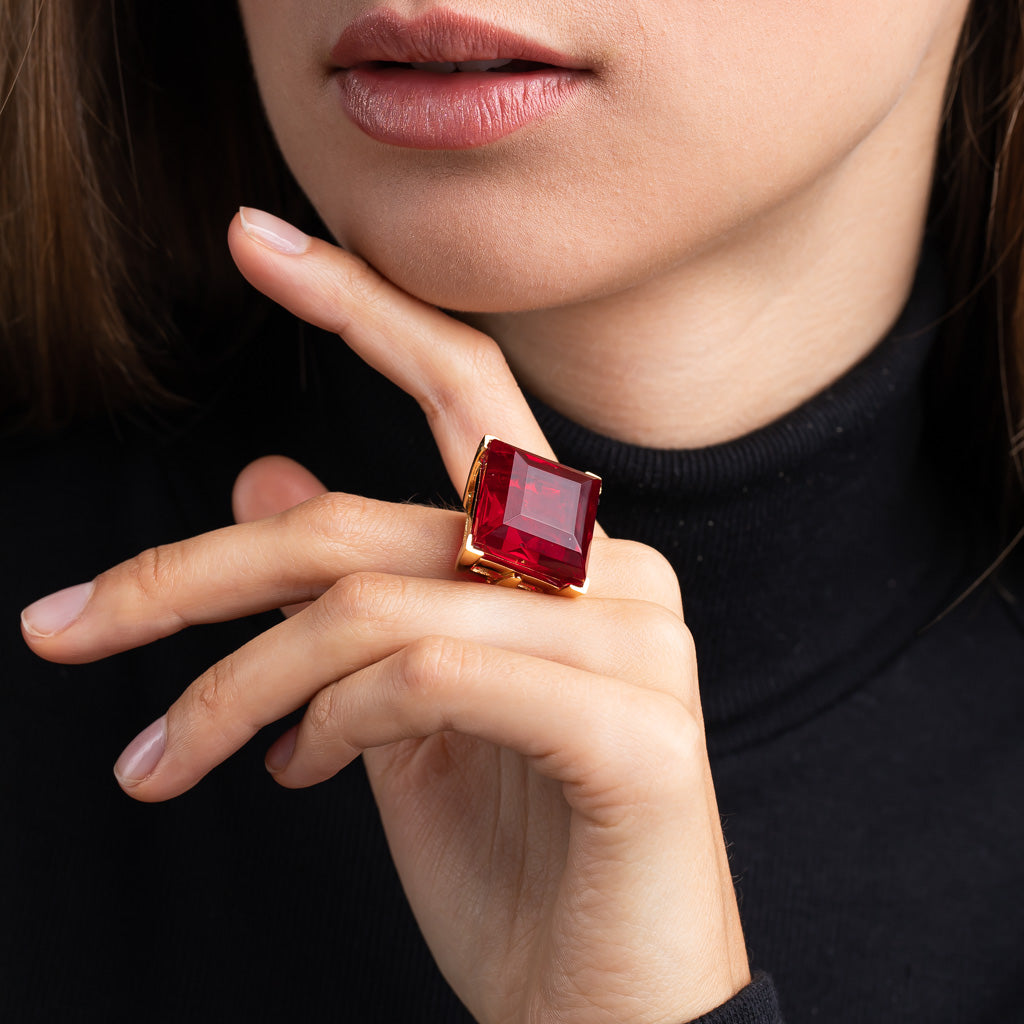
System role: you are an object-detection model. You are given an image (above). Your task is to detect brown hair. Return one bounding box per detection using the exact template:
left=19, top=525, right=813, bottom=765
left=0, top=0, right=304, bottom=430
left=929, top=0, right=1024, bottom=538
left=1, top=2, right=1023, bottom=529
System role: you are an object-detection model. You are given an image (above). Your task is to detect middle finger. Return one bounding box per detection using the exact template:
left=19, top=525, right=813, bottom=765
left=111, top=573, right=686, bottom=801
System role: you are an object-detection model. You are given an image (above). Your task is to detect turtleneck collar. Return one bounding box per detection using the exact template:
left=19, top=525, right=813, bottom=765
left=529, top=248, right=972, bottom=754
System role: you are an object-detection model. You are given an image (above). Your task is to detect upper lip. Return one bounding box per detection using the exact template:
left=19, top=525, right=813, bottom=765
left=331, top=7, right=585, bottom=69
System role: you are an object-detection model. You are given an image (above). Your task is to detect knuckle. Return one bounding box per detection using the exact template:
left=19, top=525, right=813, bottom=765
left=340, top=254, right=388, bottom=311
left=421, top=330, right=507, bottom=422
left=290, top=491, right=346, bottom=535
left=575, top=690, right=706, bottom=815
left=617, top=540, right=683, bottom=605
left=633, top=543, right=677, bottom=586
left=463, top=329, right=509, bottom=383
left=306, top=682, right=343, bottom=738
left=189, top=657, right=240, bottom=723
left=626, top=602, right=700, bottom=708
left=627, top=694, right=707, bottom=795
left=661, top=698, right=706, bottom=766
left=317, top=572, right=409, bottom=639
left=120, top=544, right=178, bottom=603
left=311, top=253, right=386, bottom=333
left=634, top=601, right=692, bottom=659
left=296, top=491, right=373, bottom=553
left=401, top=635, right=465, bottom=700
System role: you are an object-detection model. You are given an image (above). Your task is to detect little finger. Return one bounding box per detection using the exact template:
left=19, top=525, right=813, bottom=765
left=266, top=635, right=700, bottom=811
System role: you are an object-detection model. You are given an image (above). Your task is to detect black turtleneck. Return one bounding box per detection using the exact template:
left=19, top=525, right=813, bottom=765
left=533, top=252, right=965, bottom=749
left=2, top=252, right=1022, bottom=1022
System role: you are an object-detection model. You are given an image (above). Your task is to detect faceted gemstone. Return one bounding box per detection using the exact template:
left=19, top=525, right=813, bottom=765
left=470, top=440, right=601, bottom=590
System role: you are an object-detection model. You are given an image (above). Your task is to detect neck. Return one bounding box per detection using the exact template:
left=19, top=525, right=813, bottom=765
left=466, top=39, right=950, bottom=450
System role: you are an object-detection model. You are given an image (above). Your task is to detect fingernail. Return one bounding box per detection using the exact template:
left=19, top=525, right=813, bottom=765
left=21, top=581, right=95, bottom=638
left=265, top=726, right=298, bottom=774
left=239, top=207, right=310, bottom=255
left=114, top=716, right=167, bottom=787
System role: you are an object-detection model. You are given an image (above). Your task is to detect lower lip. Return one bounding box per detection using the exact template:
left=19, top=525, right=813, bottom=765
left=335, top=67, right=584, bottom=150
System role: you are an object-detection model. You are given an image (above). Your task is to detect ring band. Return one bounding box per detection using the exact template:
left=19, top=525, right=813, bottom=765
left=455, top=436, right=602, bottom=595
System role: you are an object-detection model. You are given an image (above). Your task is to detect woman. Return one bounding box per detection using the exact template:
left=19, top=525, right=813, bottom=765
left=3, top=0, right=1021, bottom=1020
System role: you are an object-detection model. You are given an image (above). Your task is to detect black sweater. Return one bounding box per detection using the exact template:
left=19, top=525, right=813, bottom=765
left=2, top=252, right=1021, bottom=1022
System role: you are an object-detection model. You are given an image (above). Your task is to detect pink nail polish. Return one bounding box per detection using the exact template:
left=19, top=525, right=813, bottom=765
left=21, top=581, right=95, bottom=638
left=114, top=716, right=167, bottom=786
left=238, top=207, right=310, bottom=255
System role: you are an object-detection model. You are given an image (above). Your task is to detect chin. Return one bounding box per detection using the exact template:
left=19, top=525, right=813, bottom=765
left=329, top=200, right=668, bottom=314
left=332, top=225, right=585, bottom=313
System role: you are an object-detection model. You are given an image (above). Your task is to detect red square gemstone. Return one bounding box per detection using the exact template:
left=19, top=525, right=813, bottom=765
left=467, top=439, right=601, bottom=591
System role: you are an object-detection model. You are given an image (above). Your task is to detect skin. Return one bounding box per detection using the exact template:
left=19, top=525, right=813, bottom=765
left=21, top=0, right=972, bottom=1021
left=238, top=0, right=970, bottom=447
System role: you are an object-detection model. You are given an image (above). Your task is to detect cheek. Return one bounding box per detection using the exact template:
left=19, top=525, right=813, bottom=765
left=630, top=2, right=943, bottom=200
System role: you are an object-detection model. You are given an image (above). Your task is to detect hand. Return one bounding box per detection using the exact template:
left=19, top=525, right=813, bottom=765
left=21, top=209, right=751, bottom=1024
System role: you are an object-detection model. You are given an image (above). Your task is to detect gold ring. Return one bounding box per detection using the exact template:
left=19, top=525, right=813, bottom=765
left=455, top=436, right=602, bottom=595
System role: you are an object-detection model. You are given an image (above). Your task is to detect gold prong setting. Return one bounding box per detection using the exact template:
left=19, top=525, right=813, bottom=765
left=455, top=437, right=602, bottom=596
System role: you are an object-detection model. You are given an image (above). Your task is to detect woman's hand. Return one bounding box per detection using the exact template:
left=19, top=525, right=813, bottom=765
left=21, top=209, right=751, bottom=1024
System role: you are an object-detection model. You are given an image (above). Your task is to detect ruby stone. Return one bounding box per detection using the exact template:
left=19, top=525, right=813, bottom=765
left=470, top=440, right=601, bottom=590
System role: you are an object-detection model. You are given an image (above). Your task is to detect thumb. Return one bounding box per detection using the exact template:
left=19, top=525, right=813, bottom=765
left=232, top=456, right=329, bottom=618
left=233, top=455, right=328, bottom=524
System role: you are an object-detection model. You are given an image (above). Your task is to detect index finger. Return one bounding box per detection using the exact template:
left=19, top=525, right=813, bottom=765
left=229, top=208, right=607, bottom=537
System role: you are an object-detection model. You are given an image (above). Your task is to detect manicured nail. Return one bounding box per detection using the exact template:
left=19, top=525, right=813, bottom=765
left=265, top=726, right=298, bottom=774
left=21, top=581, right=95, bottom=638
left=239, top=207, right=310, bottom=255
left=114, top=716, right=167, bottom=787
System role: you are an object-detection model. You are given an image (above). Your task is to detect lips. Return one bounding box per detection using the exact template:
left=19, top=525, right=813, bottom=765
left=331, top=8, right=588, bottom=150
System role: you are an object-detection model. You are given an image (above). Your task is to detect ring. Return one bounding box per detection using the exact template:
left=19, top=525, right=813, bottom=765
left=455, top=436, right=602, bottom=595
